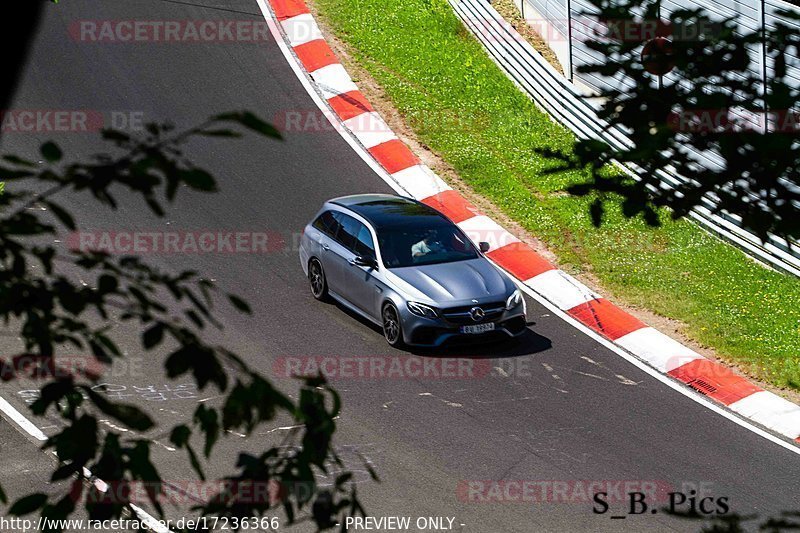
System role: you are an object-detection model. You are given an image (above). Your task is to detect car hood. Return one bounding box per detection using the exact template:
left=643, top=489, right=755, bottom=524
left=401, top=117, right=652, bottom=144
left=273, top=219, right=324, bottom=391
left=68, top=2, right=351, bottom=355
left=389, top=258, right=512, bottom=303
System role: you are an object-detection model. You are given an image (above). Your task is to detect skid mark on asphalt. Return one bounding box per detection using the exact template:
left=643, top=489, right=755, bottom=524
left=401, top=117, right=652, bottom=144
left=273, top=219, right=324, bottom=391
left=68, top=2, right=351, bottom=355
left=522, top=356, right=641, bottom=392
left=571, top=370, right=608, bottom=381
left=150, top=439, right=177, bottom=452
left=259, top=423, right=304, bottom=436
left=521, top=426, right=593, bottom=466
left=99, top=419, right=130, bottom=433
left=580, top=355, right=640, bottom=385
left=99, top=419, right=177, bottom=453
left=493, top=366, right=510, bottom=377
left=473, top=396, right=538, bottom=405
left=316, top=444, right=381, bottom=487
left=541, top=362, right=569, bottom=393
left=197, top=395, right=222, bottom=403
left=418, top=392, right=463, bottom=408
left=489, top=358, right=572, bottom=394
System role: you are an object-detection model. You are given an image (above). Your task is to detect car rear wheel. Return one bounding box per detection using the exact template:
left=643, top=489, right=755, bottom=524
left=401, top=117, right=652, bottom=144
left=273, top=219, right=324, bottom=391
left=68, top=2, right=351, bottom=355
left=382, top=303, right=404, bottom=347
left=309, top=258, right=328, bottom=300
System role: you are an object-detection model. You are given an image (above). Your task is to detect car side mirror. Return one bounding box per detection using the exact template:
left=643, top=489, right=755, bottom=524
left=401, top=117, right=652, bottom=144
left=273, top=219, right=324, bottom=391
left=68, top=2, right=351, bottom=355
left=479, top=242, right=490, bottom=253
left=353, top=255, right=378, bottom=269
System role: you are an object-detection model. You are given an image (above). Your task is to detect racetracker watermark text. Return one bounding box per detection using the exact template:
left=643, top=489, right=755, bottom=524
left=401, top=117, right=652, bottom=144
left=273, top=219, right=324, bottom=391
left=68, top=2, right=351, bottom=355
left=273, top=356, right=493, bottom=379
left=69, top=20, right=274, bottom=43
left=0, top=110, right=145, bottom=133
left=68, top=230, right=285, bottom=254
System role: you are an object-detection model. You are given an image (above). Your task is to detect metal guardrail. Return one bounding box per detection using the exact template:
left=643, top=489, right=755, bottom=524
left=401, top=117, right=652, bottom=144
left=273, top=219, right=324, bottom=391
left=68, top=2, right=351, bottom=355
left=449, top=0, right=800, bottom=277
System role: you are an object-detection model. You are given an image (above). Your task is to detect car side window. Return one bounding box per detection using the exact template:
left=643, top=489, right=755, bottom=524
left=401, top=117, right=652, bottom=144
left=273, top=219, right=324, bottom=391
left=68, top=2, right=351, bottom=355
left=332, top=212, right=359, bottom=251
left=353, top=224, right=376, bottom=259
left=312, top=211, right=340, bottom=238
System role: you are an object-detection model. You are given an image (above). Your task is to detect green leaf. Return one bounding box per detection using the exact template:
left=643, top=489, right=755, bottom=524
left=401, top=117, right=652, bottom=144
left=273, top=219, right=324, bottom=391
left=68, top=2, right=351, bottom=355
left=97, top=274, right=118, bottom=294
left=9, top=493, right=48, bottom=515
left=227, top=293, right=251, bottom=314
left=185, top=445, right=206, bottom=481
left=143, top=323, right=164, bottom=349
left=144, top=196, right=165, bottom=217
left=179, top=169, right=217, bottom=192
left=196, top=129, right=242, bottom=138
left=169, top=425, right=191, bottom=447
left=165, top=347, right=192, bottom=378
left=213, top=111, right=283, bottom=139
left=40, top=142, right=62, bottom=163
left=3, top=155, right=35, bottom=167
left=100, top=129, right=131, bottom=143
left=194, top=405, right=219, bottom=457
left=44, top=201, right=76, bottom=230
left=85, top=341, right=110, bottom=366
left=94, top=333, right=121, bottom=358
left=31, top=380, right=74, bottom=416
left=85, top=388, right=154, bottom=431
left=185, top=309, right=204, bottom=329
left=0, top=168, right=34, bottom=180
left=51, top=463, right=81, bottom=482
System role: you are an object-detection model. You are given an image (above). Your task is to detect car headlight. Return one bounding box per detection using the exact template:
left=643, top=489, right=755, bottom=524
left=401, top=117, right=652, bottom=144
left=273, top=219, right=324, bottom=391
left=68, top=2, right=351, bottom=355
left=505, top=289, right=522, bottom=310
left=407, top=301, right=439, bottom=319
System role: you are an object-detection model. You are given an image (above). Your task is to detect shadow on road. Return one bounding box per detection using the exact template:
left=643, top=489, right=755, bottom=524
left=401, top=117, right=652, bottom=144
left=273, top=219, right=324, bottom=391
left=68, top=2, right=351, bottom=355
left=325, top=297, right=552, bottom=358
left=408, top=328, right=551, bottom=359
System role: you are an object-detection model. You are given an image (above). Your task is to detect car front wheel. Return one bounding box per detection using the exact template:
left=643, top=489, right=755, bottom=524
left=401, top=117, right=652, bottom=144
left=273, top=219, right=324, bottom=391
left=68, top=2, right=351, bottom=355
left=309, top=258, right=328, bottom=301
left=382, top=303, right=404, bottom=347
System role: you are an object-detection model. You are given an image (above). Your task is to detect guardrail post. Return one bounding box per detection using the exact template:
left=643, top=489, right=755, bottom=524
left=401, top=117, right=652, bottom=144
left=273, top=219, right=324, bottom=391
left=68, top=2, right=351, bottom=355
left=450, top=0, right=800, bottom=275
left=567, top=0, right=574, bottom=81
left=761, top=0, right=769, bottom=133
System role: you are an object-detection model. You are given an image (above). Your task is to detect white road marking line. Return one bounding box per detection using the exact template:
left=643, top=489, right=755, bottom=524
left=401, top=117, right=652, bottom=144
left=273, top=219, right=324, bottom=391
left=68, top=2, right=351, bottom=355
left=0, top=395, right=46, bottom=441
left=0, top=397, right=173, bottom=531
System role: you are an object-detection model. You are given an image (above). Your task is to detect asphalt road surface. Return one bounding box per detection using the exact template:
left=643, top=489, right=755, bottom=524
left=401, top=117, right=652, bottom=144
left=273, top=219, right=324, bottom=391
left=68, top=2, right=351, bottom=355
left=1, top=1, right=799, bottom=531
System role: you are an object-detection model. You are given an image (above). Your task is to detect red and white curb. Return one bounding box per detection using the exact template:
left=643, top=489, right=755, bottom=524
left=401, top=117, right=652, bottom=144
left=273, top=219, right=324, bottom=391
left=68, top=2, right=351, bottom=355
left=261, top=0, right=800, bottom=446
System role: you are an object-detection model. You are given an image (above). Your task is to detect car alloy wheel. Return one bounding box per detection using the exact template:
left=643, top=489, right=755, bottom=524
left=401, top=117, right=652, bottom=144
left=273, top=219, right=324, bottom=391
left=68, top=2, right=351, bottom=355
left=382, top=303, right=403, bottom=347
left=309, top=258, right=328, bottom=300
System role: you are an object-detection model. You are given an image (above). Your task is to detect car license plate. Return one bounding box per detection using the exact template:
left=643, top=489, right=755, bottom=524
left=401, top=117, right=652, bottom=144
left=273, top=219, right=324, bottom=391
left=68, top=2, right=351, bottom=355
left=460, top=323, right=495, bottom=334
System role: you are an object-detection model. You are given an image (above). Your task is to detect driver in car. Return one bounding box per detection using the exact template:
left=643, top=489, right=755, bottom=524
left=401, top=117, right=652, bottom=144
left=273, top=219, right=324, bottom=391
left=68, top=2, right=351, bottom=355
left=411, top=229, right=446, bottom=259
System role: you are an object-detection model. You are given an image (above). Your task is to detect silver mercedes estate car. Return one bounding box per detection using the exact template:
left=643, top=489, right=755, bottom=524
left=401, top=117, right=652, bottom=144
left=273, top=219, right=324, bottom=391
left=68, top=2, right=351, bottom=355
left=299, top=194, right=527, bottom=347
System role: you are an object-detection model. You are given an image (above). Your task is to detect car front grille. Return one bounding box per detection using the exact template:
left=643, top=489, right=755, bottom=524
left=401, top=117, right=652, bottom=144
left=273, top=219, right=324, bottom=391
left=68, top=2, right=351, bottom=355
left=440, top=301, right=505, bottom=325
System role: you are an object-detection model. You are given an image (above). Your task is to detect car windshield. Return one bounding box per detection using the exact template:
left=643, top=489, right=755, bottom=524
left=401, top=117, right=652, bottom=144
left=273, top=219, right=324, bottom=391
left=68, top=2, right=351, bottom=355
left=377, top=221, right=479, bottom=268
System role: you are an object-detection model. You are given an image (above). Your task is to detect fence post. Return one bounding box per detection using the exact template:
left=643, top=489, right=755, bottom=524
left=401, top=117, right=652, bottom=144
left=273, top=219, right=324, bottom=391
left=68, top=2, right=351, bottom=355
left=761, top=0, right=769, bottom=133
left=567, top=0, right=574, bottom=81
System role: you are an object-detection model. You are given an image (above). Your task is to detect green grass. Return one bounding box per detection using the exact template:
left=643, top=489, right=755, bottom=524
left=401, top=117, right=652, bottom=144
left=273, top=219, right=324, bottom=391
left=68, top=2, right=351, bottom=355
left=312, top=0, right=800, bottom=391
